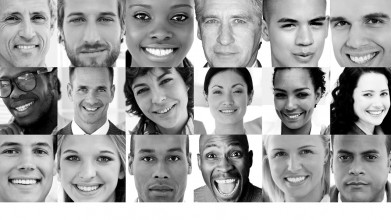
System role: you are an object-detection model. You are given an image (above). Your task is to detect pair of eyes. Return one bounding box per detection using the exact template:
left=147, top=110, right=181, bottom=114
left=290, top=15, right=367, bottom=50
left=64, top=155, right=113, bottom=163
left=4, top=15, right=47, bottom=24
left=135, top=78, right=174, bottom=96
left=204, top=18, right=248, bottom=25
left=211, top=89, right=244, bottom=95
left=205, top=151, right=243, bottom=159
left=140, top=155, right=181, bottom=162
left=333, top=19, right=385, bottom=28
left=272, top=149, right=314, bottom=158
left=69, top=17, right=115, bottom=24
left=280, top=21, right=326, bottom=29
left=274, top=92, right=310, bottom=99
left=1, top=148, right=49, bottom=156
left=338, top=154, right=379, bottom=161
left=134, top=13, right=188, bottom=23
left=77, top=88, right=107, bottom=93
left=362, top=92, right=389, bottom=97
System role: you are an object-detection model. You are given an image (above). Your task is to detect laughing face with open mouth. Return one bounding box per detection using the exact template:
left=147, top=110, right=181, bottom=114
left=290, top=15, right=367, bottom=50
left=0, top=135, right=55, bottom=202
left=330, top=0, right=391, bottom=67
left=125, top=0, right=194, bottom=67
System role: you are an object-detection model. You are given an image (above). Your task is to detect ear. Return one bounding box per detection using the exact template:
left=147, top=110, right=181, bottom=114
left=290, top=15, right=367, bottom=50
left=261, top=19, right=270, bottom=41
left=187, top=153, right=192, bottom=175
left=248, top=90, right=254, bottom=105
left=197, top=25, right=201, bottom=40
left=197, top=153, right=201, bottom=170
left=110, top=84, right=116, bottom=102
left=330, top=151, right=334, bottom=173
left=59, top=28, right=65, bottom=45
left=67, top=83, right=73, bottom=101
left=248, top=150, right=253, bottom=168
left=315, top=87, right=322, bottom=104
left=128, top=154, right=134, bottom=175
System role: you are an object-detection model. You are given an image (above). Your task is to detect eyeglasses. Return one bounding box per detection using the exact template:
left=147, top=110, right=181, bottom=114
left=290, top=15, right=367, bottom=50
left=0, top=68, right=54, bottom=98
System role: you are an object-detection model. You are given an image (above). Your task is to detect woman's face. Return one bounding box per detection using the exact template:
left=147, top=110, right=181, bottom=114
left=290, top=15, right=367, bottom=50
left=273, top=69, right=321, bottom=130
left=266, top=135, right=327, bottom=201
left=125, top=0, right=194, bottom=67
left=206, top=70, right=252, bottom=126
left=132, top=68, right=189, bottom=132
left=59, top=136, right=124, bottom=202
left=353, top=72, right=390, bottom=129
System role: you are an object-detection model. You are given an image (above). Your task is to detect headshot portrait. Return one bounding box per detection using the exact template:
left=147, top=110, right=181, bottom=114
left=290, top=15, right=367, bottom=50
left=0, top=135, right=56, bottom=202
left=125, top=0, right=194, bottom=67
left=57, top=67, right=125, bottom=135
left=262, top=0, right=329, bottom=67
left=56, top=135, right=126, bottom=202
left=128, top=135, right=192, bottom=202
left=0, top=67, right=58, bottom=134
left=57, top=0, right=125, bottom=67
left=194, top=135, right=263, bottom=202
left=262, top=67, right=329, bottom=135
left=194, top=68, right=262, bottom=134
left=263, top=135, right=330, bottom=202
left=330, top=0, right=391, bottom=67
left=331, top=135, right=391, bottom=202
left=0, top=0, right=58, bottom=67
left=330, top=67, right=391, bottom=134
left=194, top=0, right=263, bottom=67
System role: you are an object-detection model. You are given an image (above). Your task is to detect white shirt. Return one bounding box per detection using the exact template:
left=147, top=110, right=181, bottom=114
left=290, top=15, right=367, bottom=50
left=71, top=119, right=110, bottom=135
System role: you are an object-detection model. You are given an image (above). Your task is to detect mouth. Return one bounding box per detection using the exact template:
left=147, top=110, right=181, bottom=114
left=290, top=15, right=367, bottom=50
left=347, top=52, right=379, bottom=65
left=293, top=52, right=314, bottom=61
left=153, top=104, right=176, bottom=114
left=75, top=184, right=101, bottom=192
left=14, top=101, right=35, bottom=112
left=219, top=109, right=238, bottom=115
left=15, top=45, right=39, bottom=50
left=285, top=176, right=308, bottom=184
left=283, top=112, right=304, bottom=120
left=9, top=178, right=40, bottom=185
left=83, top=106, right=100, bottom=112
left=143, top=47, right=177, bottom=57
left=149, top=186, right=174, bottom=192
left=366, top=109, right=385, bottom=117
left=214, top=178, right=240, bottom=196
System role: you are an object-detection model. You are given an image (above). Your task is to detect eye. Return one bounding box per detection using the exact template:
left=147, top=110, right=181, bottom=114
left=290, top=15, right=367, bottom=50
left=134, top=13, right=151, bottom=21
left=97, top=156, right=112, bottom=162
left=206, top=153, right=217, bottom=159
left=98, top=17, right=114, bottom=23
left=299, top=149, right=313, bottom=155
left=204, top=18, right=218, bottom=24
left=233, top=19, right=246, bottom=24
left=171, top=14, right=188, bottom=22
left=5, top=16, right=21, bottom=23
left=338, top=155, right=351, bottom=161
left=281, top=24, right=295, bottom=29
left=34, top=148, right=49, bottom=155
left=366, top=18, right=383, bottom=25
left=168, top=155, right=181, bottom=161
left=31, top=15, right=46, bottom=23
left=97, top=88, right=107, bottom=92
left=1, top=149, right=19, bottom=154
left=297, top=93, right=309, bottom=98
left=135, top=87, right=149, bottom=95
left=334, top=21, right=349, bottom=28
left=230, top=151, right=243, bottom=158
left=274, top=151, right=287, bottom=158
left=380, top=91, right=389, bottom=96
left=69, top=17, right=85, bottom=24
left=160, top=78, right=173, bottom=85
left=274, top=92, right=286, bottom=98
left=65, top=155, right=80, bottom=161
left=141, top=156, right=154, bottom=162
left=78, top=88, right=88, bottom=93
left=233, top=90, right=243, bottom=94
left=212, top=90, right=222, bottom=95
left=365, top=154, right=378, bottom=161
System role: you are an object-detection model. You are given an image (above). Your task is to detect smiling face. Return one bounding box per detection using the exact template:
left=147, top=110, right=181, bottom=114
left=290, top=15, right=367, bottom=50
left=131, top=68, right=189, bottom=134
left=0, top=67, right=55, bottom=127
left=125, top=0, right=194, bottom=67
left=197, top=0, right=262, bottom=67
left=332, top=135, right=391, bottom=202
left=206, top=70, right=251, bottom=127
left=273, top=68, right=321, bottom=132
left=0, top=135, right=54, bottom=202
left=0, top=0, right=53, bottom=67
left=262, top=0, right=328, bottom=67
left=67, top=68, right=114, bottom=131
left=58, top=135, right=124, bottom=202
left=198, top=135, right=252, bottom=202
left=61, top=0, right=122, bottom=67
left=266, top=135, right=327, bottom=202
left=130, top=135, right=191, bottom=202
left=352, top=72, right=390, bottom=132
left=330, top=0, right=391, bottom=67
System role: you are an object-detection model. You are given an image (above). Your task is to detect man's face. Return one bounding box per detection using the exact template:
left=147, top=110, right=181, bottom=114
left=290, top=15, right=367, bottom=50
left=330, top=0, right=391, bottom=67
left=197, top=0, right=262, bottom=67
left=61, top=0, right=122, bottom=67
left=130, top=135, right=191, bottom=202
left=67, top=68, right=114, bottom=127
left=0, top=67, right=55, bottom=127
left=0, top=0, right=53, bottom=67
left=198, top=136, right=252, bottom=202
left=262, top=0, right=328, bottom=67
left=332, top=135, right=391, bottom=202
left=0, top=135, right=55, bottom=202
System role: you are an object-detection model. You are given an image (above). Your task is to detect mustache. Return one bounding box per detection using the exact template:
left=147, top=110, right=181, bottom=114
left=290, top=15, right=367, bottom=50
left=10, top=93, right=38, bottom=102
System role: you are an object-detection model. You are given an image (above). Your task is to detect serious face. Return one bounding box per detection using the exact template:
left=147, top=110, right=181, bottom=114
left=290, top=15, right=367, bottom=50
left=330, top=0, right=391, bottom=67
left=0, top=0, right=53, bottom=67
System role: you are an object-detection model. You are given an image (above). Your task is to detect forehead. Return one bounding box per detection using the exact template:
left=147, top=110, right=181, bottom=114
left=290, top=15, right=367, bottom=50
left=355, top=73, right=389, bottom=90
left=267, top=135, right=324, bottom=152
left=132, top=68, right=180, bottom=85
left=133, top=136, right=187, bottom=154
left=0, top=0, right=50, bottom=15
left=61, top=135, right=117, bottom=153
left=331, top=0, right=391, bottom=18
left=268, top=0, right=326, bottom=21
left=202, top=0, right=258, bottom=17
left=64, top=0, right=118, bottom=15
left=0, top=135, right=53, bottom=148
left=199, top=136, right=247, bottom=153
left=126, top=0, right=194, bottom=9
left=209, top=71, right=247, bottom=88
left=73, top=68, right=111, bottom=85
left=333, top=135, right=387, bottom=154
left=0, top=67, right=41, bottom=78
left=274, top=69, right=313, bottom=89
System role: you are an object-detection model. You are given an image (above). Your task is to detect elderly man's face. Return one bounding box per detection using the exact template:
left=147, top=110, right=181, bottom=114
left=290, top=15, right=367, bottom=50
left=0, top=0, right=53, bottom=67
left=331, top=0, right=391, bottom=67
left=0, top=67, right=55, bottom=127
left=61, top=0, right=122, bottom=67
left=197, top=0, right=262, bottom=67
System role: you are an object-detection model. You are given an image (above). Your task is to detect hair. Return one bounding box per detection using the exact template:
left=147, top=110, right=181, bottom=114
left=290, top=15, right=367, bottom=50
left=199, top=135, right=250, bottom=152
left=69, top=67, right=114, bottom=86
left=130, top=135, right=190, bottom=158
left=57, top=0, right=125, bottom=43
left=48, top=0, right=57, bottom=31
left=57, top=135, right=126, bottom=202
left=263, top=0, right=327, bottom=22
left=330, top=68, right=391, bottom=134
left=262, top=135, right=330, bottom=202
left=124, top=67, right=194, bottom=117
left=331, top=135, right=391, bottom=157
left=203, top=68, right=254, bottom=96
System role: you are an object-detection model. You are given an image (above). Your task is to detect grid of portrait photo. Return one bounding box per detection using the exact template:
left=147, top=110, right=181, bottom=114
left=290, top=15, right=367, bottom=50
left=0, top=0, right=391, bottom=220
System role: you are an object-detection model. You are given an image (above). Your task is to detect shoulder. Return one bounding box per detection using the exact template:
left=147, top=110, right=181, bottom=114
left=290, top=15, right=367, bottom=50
left=194, top=120, right=207, bottom=134
left=56, top=122, right=72, bottom=135
left=329, top=185, right=339, bottom=202
left=244, top=117, right=262, bottom=134
left=194, top=185, right=216, bottom=202
left=108, top=121, right=126, bottom=135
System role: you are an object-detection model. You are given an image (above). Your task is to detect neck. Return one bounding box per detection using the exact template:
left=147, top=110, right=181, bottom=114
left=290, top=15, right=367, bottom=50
left=355, top=121, right=375, bottom=135
left=22, top=100, right=57, bottom=134
left=157, top=114, right=189, bottom=134
left=215, top=120, right=245, bottom=134
left=75, top=116, right=107, bottom=134
left=285, top=182, right=323, bottom=202
left=281, top=120, right=312, bottom=135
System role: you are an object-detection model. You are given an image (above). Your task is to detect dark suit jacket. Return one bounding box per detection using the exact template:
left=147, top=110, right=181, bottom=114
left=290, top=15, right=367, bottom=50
left=330, top=181, right=391, bottom=202
left=57, top=121, right=125, bottom=135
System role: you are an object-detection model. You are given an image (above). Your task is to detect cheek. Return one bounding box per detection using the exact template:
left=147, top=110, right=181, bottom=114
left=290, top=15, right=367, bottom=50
left=274, top=99, right=285, bottom=110
left=135, top=96, right=151, bottom=113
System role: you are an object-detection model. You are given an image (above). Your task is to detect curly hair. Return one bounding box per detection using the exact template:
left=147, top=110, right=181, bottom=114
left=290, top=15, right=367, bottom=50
left=124, top=67, right=194, bottom=117
left=330, top=68, right=391, bottom=134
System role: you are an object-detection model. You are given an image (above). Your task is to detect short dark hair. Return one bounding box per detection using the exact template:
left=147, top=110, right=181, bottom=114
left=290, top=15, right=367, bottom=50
left=331, top=135, right=391, bottom=156
left=69, top=67, right=114, bottom=86
left=129, top=135, right=190, bottom=157
left=199, top=135, right=250, bottom=153
left=263, top=0, right=326, bottom=22
left=203, top=68, right=254, bottom=96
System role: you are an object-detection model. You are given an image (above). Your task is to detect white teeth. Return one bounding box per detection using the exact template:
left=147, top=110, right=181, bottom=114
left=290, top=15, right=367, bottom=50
left=17, top=45, right=36, bottom=49
left=349, top=53, right=376, bottom=64
left=215, top=179, right=239, bottom=196
left=11, top=179, right=38, bottom=185
left=77, top=185, right=99, bottom=192
left=156, top=105, right=174, bottom=114
left=220, top=109, right=236, bottom=113
left=15, top=102, right=34, bottom=112
left=367, top=110, right=383, bottom=116
left=84, top=107, right=98, bottom=112
left=287, top=113, right=302, bottom=119
left=145, top=48, right=174, bottom=57
left=215, top=179, right=236, bottom=184
left=286, top=176, right=306, bottom=183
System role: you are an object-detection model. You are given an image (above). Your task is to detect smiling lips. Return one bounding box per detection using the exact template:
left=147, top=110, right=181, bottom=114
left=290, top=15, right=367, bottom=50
left=15, top=101, right=35, bottom=112
left=366, top=109, right=385, bottom=117
left=153, top=104, right=176, bottom=114
left=76, top=184, right=100, bottom=192
left=83, top=106, right=100, bottom=112
left=15, top=45, right=38, bottom=50
left=219, top=108, right=238, bottom=115
left=284, top=112, right=304, bottom=120
left=10, top=178, right=40, bottom=185
left=285, top=176, right=307, bottom=184
left=347, top=52, right=379, bottom=65
left=214, top=178, right=240, bottom=196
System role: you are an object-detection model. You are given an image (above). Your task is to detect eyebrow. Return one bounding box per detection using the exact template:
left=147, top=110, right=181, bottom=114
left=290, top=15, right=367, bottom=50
left=330, top=16, right=346, bottom=23
left=132, top=70, right=172, bottom=90
left=211, top=83, right=245, bottom=89
left=363, top=13, right=390, bottom=21
left=99, top=150, right=115, bottom=155
left=33, top=142, right=51, bottom=148
left=310, top=16, right=327, bottom=22
left=277, top=18, right=298, bottom=23
left=0, top=142, right=21, bottom=147
left=171, top=4, right=194, bottom=10
left=273, top=88, right=310, bottom=92
left=128, top=4, right=151, bottom=9
left=62, top=149, right=78, bottom=154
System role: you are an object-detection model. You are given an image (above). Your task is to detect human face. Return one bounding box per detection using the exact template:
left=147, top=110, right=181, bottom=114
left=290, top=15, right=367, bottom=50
left=125, top=0, right=194, bottom=67
left=266, top=135, right=327, bottom=202
left=0, top=67, right=55, bottom=127
left=198, top=135, right=252, bottom=202
left=0, top=136, right=54, bottom=202
left=206, top=70, right=252, bottom=127
left=197, top=0, right=262, bottom=67
left=61, top=0, right=122, bottom=67
left=273, top=68, right=321, bottom=131
left=130, top=135, right=191, bottom=202
left=67, top=68, right=114, bottom=129
left=59, top=135, right=124, bottom=202
left=131, top=68, right=189, bottom=134
left=0, top=0, right=53, bottom=67
left=330, top=0, right=391, bottom=67
left=332, top=135, right=391, bottom=202
left=262, top=0, right=328, bottom=67
left=352, top=73, right=390, bottom=132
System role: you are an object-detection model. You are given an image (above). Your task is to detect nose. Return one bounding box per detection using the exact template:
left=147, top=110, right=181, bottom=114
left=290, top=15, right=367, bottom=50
left=285, top=96, right=297, bottom=111
left=372, top=94, right=387, bottom=108
left=222, top=93, right=234, bottom=106
left=9, top=81, right=26, bottom=99
left=345, top=24, right=369, bottom=49
left=287, top=155, right=301, bottom=172
left=295, top=25, right=314, bottom=46
left=84, top=91, right=99, bottom=105
left=217, top=22, right=235, bottom=46
left=149, top=20, right=173, bottom=41
left=151, top=89, right=167, bottom=104
left=19, top=19, right=36, bottom=40
left=83, top=21, right=101, bottom=44
left=217, top=157, right=234, bottom=172
left=348, top=159, right=365, bottom=175
left=78, top=161, right=96, bottom=179
left=153, top=162, right=170, bottom=179
left=17, top=152, right=36, bottom=171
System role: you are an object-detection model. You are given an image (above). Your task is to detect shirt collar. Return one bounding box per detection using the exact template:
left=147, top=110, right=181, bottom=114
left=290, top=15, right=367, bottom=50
left=71, top=119, right=110, bottom=135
